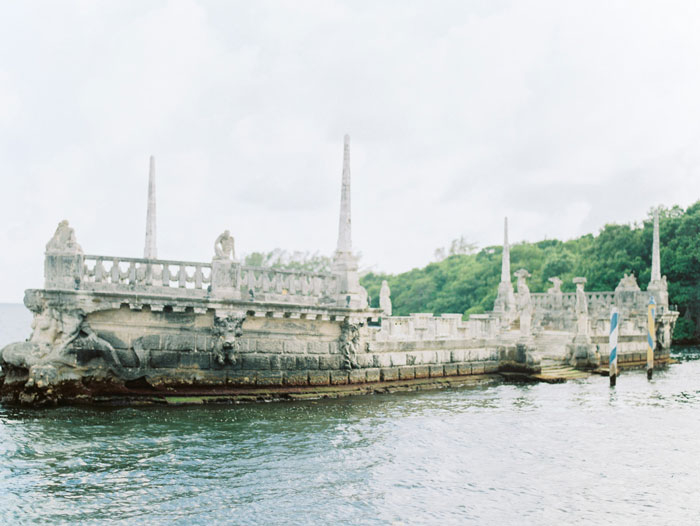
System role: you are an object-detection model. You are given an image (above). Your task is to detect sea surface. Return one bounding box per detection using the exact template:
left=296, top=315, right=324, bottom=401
left=0, top=303, right=699, bottom=525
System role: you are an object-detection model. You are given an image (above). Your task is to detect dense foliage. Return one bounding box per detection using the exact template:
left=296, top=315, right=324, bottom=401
left=360, top=203, right=700, bottom=343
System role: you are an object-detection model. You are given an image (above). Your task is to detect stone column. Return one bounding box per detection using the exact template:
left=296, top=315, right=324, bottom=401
left=144, top=156, right=157, bottom=260
left=44, top=220, right=84, bottom=289
left=331, top=134, right=368, bottom=309
left=494, top=217, right=516, bottom=324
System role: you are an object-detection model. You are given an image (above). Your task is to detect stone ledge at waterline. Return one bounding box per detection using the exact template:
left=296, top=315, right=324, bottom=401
left=0, top=145, right=679, bottom=406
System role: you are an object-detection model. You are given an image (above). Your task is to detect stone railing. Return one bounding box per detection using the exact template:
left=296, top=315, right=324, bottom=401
left=374, top=313, right=500, bottom=341
left=82, top=255, right=212, bottom=296
left=531, top=291, right=615, bottom=316
left=47, top=253, right=342, bottom=305
left=239, top=266, right=339, bottom=305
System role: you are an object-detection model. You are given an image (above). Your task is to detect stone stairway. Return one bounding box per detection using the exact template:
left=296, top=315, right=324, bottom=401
left=532, top=360, right=591, bottom=383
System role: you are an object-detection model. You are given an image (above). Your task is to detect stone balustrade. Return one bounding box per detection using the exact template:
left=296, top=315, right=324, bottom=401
left=239, top=266, right=339, bottom=305
left=50, top=253, right=343, bottom=306
left=531, top=291, right=616, bottom=316
left=374, top=312, right=500, bottom=342
left=82, top=255, right=212, bottom=295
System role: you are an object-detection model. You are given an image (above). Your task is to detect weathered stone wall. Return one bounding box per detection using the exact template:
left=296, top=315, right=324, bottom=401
left=83, top=306, right=503, bottom=390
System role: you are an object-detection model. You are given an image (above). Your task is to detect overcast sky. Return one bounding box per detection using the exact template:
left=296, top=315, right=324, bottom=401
left=2, top=1, right=700, bottom=303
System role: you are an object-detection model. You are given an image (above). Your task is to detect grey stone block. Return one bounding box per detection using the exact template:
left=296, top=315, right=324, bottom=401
left=457, top=363, right=472, bottom=375
left=348, top=369, right=366, bottom=384
left=257, top=371, right=284, bottom=386
left=179, top=352, right=211, bottom=369
left=319, top=355, right=342, bottom=370
left=444, top=364, right=459, bottom=376
left=296, top=355, right=319, bottom=370
left=398, top=366, right=415, bottom=380
left=257, top=339, right=284, bottom=354
left=228, top=371, right=255, bottom=386
left=365, top=368, right=380, bottom=382
left=484, top=362, right=499, bottom=374
left=309, top=371, right=330, bottom=386
left=471, top=363, right=486, bottom=375
left=307, top=341, right=328, bottom=354
left=195, top=334, right=215, bottom=352
left=279, top=355, right=297, bottom=370
left=284, top=340, right=305, bottom=354
left=162, top=334, right=195, bottom=352
left=380, top=367, right=399, bottom=381
left=429, top=365, right=444, bottom=378
left=133, top=334, right=160, bottom=351
left=241, top=354, right=270, bottom=370
left=414, top=365, right=430, bottom=379
left=149, top=351, right=179, bottom=369
left=330, top=370, right=349, bottom=385
left=284, top=371, right=309, bottom=386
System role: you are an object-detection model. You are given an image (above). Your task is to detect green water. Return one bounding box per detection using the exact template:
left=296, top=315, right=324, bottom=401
left=1, top=349, right=699, bottom=525
left=2, top=308, right=699, bottom=524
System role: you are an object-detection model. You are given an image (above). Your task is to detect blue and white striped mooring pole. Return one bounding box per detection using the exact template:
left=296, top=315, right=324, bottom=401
left=647, top=296, right=656, bottom=380
left=609, top=307, right=619, bottom=387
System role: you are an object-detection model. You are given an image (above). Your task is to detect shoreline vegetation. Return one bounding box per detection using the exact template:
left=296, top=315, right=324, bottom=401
left=243, top=202, right=700, bottom=344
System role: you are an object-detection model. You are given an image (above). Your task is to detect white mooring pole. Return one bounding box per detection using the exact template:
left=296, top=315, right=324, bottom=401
left=647, top=296, right=656, bottom=380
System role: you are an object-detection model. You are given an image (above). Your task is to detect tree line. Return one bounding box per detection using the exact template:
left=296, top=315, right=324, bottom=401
left=360, top=202, right=700, bottom=343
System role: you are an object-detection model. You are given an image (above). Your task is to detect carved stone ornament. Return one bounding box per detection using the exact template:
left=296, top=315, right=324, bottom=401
left=45, top=220, right=83, bottom=255
left=547, top=277, right=563, bottom=294
left=339, top=320, right=360, bottom=369
left=615, top=273, right=640, bottom=292
left=514, top=269, right=532, bottom=312
left=212, top=314, right=244, bottom=366
left=214, top=230, right=235, bottom=260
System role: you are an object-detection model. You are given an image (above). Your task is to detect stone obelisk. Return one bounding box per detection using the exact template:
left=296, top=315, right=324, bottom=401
left=647, top=207, right=668, bottom=306
left=332, top=135, right=367, bottom=308
left=650, top=208, right=661, bottom=283
left=144, top=156, right=157, bottom=259
left=494, top=217, right=516, bottom=324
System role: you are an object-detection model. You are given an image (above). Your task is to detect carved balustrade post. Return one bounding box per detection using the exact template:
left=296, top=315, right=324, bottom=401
left=44, top=220, right=85, bottom=290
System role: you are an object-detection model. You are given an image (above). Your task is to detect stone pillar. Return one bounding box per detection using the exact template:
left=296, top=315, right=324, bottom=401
left=494, top=217, right=516, bottom=324
left=144, top=156, right=157, bottom=260
left=331, top=134, right=368, bottom=309
left=514, top=269, right=532, bottom=339
left=567, top=277, right=599, bottom=368
left=44, top=220, right=84, bottom=289
left=211, top=231, right=240, bottom=299
left=573, top=277, right=590, bottom=342
left=647, top=207, right=669, bottom=307
left=379, top=280, right=392, bottom=316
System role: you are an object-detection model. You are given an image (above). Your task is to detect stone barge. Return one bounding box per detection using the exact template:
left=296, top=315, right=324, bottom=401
left=0, top=137, right=678, bottom=406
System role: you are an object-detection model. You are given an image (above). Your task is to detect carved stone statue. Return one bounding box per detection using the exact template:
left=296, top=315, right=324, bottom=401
left=214, top=230, right=235, bottom=260
left=547, top=277, right=563, bottom=294
left=573, top=277, right=590, bottom=339
left=339, top=320, right=360, bottom=369
left=46, top=220, right=82, bottom=254
left=514, top=269, right=532, bottom=337
left=379, top=280, right=392, bottom=316
left=616, top=273, right=640, bottom=292
left=212, top=314, right=245, bottom=366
